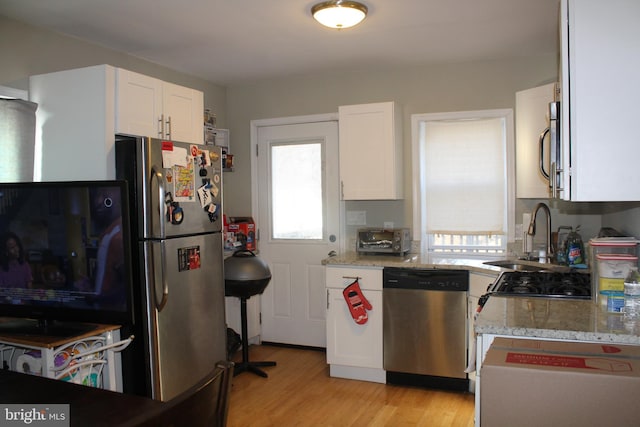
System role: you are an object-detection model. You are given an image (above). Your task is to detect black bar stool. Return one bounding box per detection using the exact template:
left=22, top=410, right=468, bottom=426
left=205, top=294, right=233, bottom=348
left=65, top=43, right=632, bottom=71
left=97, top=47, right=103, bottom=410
left=224, top=250, right=276, bottom=377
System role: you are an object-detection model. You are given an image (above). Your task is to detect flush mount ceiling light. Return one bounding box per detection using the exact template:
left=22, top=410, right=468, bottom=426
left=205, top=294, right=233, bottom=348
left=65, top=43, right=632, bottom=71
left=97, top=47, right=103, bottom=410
left=311, top=0, right=368, bottom=29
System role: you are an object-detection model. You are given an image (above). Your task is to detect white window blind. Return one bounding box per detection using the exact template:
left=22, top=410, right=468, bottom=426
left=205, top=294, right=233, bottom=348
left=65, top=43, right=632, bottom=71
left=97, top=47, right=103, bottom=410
left=424, top=117, right=506, bottom=235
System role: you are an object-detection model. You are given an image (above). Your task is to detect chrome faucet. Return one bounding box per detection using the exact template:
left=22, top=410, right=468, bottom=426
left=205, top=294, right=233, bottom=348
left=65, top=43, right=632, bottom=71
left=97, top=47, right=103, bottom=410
left=527, top=203, right=553, bottom=262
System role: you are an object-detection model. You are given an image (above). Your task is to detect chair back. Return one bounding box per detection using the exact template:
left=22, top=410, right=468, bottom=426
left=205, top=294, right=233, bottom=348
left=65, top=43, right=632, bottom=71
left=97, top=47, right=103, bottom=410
left=127, top=361, right=234, bottom=427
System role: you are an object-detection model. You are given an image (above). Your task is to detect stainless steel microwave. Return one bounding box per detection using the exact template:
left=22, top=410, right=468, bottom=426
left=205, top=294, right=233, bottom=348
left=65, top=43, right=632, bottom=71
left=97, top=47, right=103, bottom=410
left=356, top=228, right=411, bottom=255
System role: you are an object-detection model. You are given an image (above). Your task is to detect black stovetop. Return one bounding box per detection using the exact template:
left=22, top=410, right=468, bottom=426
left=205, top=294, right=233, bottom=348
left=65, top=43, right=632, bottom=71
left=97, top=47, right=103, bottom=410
left=490, top=271, right=591, bottom=299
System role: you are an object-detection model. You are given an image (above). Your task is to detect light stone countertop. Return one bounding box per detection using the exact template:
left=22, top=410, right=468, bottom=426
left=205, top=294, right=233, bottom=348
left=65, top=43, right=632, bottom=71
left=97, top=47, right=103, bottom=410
left=321, top=251, right=505, bottom=275
left=475, top=295, right=640, bottom=345
left=322, top=251, right=639, bottom=345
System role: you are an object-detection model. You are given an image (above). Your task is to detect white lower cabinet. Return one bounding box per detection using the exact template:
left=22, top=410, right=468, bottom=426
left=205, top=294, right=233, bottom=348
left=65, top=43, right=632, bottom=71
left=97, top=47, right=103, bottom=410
left=468, top=271, right=497, bottom=394
left=325, top=265, right=385, bottom=383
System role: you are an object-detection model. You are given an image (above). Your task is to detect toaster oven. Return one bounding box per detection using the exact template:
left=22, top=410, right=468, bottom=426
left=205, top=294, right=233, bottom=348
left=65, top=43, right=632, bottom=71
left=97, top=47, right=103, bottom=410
left=356, top=228, right=411, bottom=255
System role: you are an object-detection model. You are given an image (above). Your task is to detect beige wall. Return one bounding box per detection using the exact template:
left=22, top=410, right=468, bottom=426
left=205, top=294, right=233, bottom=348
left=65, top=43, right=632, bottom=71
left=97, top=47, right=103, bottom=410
left=0, top=15, right=227, bottom=126
left=4, top=13, right=639, bottom=246
left=224, top=58, right=640, bottom=248
left=224, top=56, right=557, bottom=222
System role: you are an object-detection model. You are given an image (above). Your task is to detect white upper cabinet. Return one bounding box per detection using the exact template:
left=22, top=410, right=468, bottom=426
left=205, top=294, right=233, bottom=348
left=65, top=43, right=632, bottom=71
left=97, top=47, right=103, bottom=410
left=338, top=102, right=403, bottom=200
left=559, top=0, right=640, bottom=201
left=30, top=65, right=117, bottom=181
left=162, top=81, right=204, bottom=144
left=515, top=83, right=556, bottom=199
left=116, top=69, right=204, bottom=144
left=115, top=69, right=162, bottom=139
left=29, top=65, right=204, bottom=181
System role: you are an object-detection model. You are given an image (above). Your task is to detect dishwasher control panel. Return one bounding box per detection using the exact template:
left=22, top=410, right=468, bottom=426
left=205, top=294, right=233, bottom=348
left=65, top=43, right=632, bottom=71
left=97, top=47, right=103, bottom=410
left=383, top=267, right=469, bottom=291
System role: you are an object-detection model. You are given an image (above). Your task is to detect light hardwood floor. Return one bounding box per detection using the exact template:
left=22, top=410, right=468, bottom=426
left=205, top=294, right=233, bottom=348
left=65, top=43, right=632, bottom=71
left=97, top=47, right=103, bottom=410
left=227, top=345, right=474, bottom=427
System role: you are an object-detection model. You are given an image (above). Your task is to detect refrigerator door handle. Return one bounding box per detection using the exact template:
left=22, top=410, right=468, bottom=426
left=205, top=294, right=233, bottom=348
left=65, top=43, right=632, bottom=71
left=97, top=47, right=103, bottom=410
left=151, top=165, right=166, bottom=239
left=157, top=241, right=169, bottom=311
left=150, top=240, right=169, bottom=312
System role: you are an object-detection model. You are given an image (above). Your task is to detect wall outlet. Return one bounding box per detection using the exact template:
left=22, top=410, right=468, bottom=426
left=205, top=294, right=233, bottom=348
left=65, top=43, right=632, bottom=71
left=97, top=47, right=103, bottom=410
left=515, top=223, right=523, bottom=240
left=346, top=210, right=367, bottom=226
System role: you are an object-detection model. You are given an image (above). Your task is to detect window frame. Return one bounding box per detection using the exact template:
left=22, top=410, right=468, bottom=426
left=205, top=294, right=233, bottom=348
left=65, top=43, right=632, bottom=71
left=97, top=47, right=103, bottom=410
left=411, top=109, right=515, bottom=259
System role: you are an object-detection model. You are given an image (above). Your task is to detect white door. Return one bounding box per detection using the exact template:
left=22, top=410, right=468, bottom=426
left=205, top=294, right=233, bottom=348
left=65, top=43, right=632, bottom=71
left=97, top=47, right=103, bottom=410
left=255, top=119, right=340, bottom=347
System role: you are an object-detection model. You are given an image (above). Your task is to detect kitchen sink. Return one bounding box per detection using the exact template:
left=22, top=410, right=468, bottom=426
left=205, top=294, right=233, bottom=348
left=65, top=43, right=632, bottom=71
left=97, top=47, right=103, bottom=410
left=482, top=260, right=550, bottom=272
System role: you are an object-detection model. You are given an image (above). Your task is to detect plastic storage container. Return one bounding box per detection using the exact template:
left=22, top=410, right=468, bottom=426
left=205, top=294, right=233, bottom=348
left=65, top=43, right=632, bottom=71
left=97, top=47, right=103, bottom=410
left=596, top=254, right=638, bottom=311
left=588, top=237, right=638, bottom=305
left=589, top=237, right=638, bottom=259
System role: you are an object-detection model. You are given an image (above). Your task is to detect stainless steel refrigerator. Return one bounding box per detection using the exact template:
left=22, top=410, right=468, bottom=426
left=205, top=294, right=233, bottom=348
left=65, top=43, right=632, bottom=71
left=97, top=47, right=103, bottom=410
left=115, top=135, right=226, bottom=401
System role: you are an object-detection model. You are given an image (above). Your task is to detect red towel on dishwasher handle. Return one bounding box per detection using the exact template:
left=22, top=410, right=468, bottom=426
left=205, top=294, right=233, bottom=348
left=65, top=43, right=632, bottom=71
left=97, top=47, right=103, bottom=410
left=343, top=279, right=372, bottom=325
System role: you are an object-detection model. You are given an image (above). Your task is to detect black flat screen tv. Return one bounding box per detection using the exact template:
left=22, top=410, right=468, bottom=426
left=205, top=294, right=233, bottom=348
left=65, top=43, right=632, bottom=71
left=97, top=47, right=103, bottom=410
left=0, top=180, right=134, bottom=337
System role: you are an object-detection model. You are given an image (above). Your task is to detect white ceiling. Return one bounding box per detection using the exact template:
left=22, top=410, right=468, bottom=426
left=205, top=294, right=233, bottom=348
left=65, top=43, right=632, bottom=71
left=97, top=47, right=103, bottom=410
left=0, top=0, right=560, bottom=86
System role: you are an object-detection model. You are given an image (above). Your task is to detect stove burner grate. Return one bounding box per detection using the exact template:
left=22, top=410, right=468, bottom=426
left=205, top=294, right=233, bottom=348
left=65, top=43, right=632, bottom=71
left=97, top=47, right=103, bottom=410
left=491, top=271, right=591, bottom=299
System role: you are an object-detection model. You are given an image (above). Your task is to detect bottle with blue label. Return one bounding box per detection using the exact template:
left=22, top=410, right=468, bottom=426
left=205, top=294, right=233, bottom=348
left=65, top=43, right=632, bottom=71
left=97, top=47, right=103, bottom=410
left=565, top=227, right=585, bottom=267
left=556, top=226, right=573, bottom=265
left=624, top=267, right=640, bottom=319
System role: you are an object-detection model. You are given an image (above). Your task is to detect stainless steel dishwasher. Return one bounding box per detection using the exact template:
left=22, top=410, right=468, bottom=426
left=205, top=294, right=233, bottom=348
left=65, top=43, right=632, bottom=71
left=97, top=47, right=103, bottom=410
left=383, top=267, right=469, bottom=391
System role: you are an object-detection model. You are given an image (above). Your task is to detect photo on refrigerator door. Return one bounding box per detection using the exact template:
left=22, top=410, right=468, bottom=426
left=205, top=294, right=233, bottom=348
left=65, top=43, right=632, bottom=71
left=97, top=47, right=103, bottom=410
left=178, top=246, right=201, bottom=272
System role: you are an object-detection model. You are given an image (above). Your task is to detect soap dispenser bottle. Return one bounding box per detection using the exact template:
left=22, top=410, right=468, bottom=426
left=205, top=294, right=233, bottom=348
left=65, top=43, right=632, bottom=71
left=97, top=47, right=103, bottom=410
left=556, top=226, right=573, bottom=265
left=566, top=226, right=585, bottom=266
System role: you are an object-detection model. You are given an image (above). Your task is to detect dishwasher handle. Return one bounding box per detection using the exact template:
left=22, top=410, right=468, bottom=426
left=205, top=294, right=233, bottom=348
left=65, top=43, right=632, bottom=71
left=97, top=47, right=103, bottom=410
left=383, top=268, right=469, bottom=291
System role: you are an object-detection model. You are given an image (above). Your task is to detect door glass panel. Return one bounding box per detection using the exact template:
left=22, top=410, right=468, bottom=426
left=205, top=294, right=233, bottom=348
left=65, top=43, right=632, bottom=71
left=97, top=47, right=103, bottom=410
left=271, top=142, right=323, bottom=240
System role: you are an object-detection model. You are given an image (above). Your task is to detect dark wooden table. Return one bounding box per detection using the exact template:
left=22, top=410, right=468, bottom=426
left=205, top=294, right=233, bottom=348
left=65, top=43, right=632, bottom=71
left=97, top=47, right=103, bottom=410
left=0, top=369, right=163, bottom=426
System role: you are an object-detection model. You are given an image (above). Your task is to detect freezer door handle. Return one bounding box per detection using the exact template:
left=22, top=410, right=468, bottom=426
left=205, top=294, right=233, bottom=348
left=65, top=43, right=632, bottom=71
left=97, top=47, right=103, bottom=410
left=158, top=241, right=169, bottom=311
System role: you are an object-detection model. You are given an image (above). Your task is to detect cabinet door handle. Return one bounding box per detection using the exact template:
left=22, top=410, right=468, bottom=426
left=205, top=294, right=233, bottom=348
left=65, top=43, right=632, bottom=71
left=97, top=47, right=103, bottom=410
left=552, top=161, right=565, bottom=199
left=326, top=289, right=330, bottom=310
left=158, top=114, right=164, bottom=137
left=551, top=161, right=557, bottom=199
left=165, top=116, right=172, bottom=140
left=538, top=127, right=550, bottom=182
